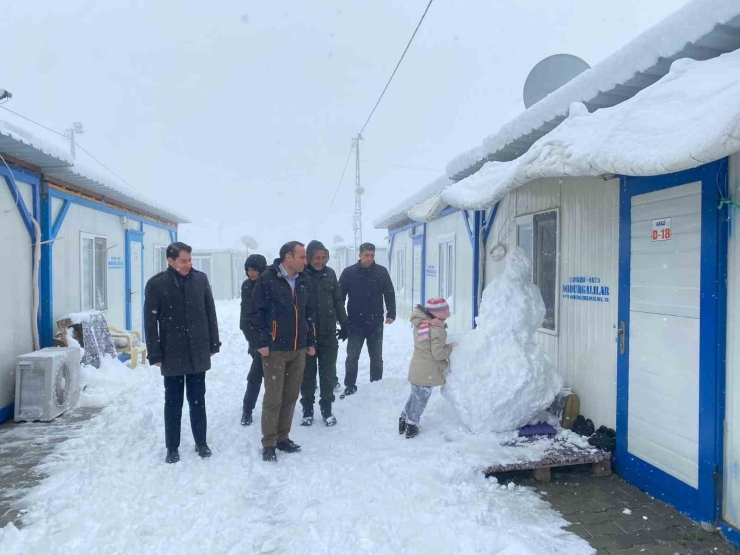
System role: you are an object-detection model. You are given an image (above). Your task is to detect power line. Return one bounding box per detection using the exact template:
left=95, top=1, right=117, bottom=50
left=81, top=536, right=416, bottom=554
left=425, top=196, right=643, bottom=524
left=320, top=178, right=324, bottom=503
left=73, top=142, right=137, bottom=192
left=322, top=1, right=434, bottom=231
left=324, top=141, right=355, bottom=218
left=0, top=105, right=138, bottom=192
left=0, top=106, right=66, bottom=139
left=358, top=0, right=434, bottom=136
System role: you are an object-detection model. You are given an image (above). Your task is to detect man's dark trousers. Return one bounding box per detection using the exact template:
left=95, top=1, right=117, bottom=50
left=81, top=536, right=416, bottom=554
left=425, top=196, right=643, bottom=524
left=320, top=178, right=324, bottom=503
left=301, top=334, right=338, bottom=416
left=164, top=373, right=207, bottom=450
left=344, top=323, right=384, bottom=387
left=242, top=332, right=264, bottom=414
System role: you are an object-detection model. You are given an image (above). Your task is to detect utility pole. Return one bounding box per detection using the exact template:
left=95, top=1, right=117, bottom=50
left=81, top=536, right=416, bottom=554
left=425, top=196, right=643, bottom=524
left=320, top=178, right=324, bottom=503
left=64, top=122, right=84, bottom=160
left=353, top=133, right=364, bottom=253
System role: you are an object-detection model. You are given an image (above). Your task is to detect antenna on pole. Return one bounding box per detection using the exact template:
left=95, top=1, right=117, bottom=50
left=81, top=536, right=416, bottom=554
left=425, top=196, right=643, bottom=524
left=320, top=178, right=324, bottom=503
left=353, top=133, right=364, bottom=252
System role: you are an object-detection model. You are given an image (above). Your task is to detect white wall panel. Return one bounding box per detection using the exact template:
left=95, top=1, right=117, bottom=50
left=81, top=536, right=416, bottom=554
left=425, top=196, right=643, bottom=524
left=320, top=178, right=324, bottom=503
left=724, top=153, right=740, bottom=527
left=0, top=178, right=34, bottom=411
left=484, top=177, right=620, bottom=428
left=53, top=203, right=126, bottom=330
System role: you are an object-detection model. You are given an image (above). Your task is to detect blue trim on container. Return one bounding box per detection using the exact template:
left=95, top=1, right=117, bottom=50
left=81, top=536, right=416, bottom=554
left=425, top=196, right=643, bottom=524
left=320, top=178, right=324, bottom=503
left=51, top=200, right=71, bottom=239
left=388, top=232, right=395, bottom=271
left=0, top=403, right=13, bottom=423
left=49, top=188, right=176, bottom=232
left=471, top=210, right=483, bottom=328
left=482, top=203, right=500, bottom=244
left=389, top=220, right=419, bottom=235
left=39, top=187, right=54, bottom=347
left=615, top=160, right=727, bottom=524
left=715, top=157, right=730, bottom=520
left=169, top=229, right=177, bottom=243
left=438, top=206, right=459, bottom=218
left=0, top=165, right=36, bottom=238
left=421, top=223, right=427, bottom=304
left=722, top=523, right=740, bottom=550
left=412, top=233, right=424, bottom=306
left=462, top=211, right=473, bottom=245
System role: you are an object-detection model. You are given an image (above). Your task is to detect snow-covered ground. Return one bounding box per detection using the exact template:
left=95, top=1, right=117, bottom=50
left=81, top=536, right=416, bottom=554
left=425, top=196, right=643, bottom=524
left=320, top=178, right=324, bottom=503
left=0, top=300, right=593, bottom=554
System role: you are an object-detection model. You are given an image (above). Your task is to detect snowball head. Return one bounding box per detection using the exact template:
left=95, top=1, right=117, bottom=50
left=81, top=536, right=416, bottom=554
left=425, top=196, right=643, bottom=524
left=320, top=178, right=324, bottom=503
left=442, top=247, right=562, bottom=433
left=568, top=101, right=589, bottom=118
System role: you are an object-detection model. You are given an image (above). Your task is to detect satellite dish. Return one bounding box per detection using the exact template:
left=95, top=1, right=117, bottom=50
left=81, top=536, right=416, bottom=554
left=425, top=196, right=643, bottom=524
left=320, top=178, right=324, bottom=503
left=333, top=235, right=344, bottom=244
left=241, top=235, right=258, bottom=250
left=523, top=54, right=590, bottom=109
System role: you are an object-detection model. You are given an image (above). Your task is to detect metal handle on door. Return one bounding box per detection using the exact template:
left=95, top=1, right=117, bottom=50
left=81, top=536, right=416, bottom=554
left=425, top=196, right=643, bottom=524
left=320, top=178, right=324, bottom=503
left=618, top=321, right=626, bottom=355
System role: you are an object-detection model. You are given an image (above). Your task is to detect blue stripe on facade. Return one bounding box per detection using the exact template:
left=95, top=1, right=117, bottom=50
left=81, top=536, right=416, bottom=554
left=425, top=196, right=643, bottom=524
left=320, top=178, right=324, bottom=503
left=49, top=188, right=177, bottom=233
left=0, top=164, right=38, bottom=239
left=0, top=403, right=13, bottom=424
left=722, top=523, right=740, bottom=550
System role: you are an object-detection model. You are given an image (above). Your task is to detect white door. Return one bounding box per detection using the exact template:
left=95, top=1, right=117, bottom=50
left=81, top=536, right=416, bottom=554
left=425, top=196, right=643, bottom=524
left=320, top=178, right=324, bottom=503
left=130, top=242, right=143, bottom=334
left=412, top=242, right=422, bottom=307
left=628, top=181, right=702, bottom=487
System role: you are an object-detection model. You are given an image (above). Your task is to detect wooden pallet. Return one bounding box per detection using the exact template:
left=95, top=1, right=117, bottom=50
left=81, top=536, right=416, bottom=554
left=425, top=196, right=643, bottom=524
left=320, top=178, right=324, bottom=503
left=485, top=438, right=612, bottom=483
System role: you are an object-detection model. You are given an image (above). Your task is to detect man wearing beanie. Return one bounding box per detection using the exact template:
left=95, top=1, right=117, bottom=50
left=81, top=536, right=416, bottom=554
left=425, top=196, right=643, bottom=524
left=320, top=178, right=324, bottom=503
left=299, top=240, right=348, bottom=427
left=240, top=253, right=267, bottom=426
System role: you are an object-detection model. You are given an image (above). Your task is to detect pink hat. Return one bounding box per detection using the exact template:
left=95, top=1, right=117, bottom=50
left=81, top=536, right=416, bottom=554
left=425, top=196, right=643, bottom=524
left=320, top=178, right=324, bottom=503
left=425, top=297, right=450, bottom=319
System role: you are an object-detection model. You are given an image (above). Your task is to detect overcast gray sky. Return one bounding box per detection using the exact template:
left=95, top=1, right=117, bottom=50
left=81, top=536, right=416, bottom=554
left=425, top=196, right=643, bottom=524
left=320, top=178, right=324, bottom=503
left=0, top=0, right=688, bottom=257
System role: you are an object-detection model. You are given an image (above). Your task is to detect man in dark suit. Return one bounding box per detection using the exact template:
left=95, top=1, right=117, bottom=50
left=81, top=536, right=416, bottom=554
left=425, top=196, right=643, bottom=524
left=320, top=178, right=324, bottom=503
left=145, top=242, right=221, bottom=464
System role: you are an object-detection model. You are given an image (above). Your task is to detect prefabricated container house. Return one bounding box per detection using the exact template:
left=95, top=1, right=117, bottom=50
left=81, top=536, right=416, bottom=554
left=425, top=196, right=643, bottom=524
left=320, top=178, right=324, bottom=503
left=0, top=119, right=187, bottom=423
left=190, top=249, right=247, bottom=300
left=375, top=175, right=475, bottom=333
left=374, top=0, right=740, bottom=544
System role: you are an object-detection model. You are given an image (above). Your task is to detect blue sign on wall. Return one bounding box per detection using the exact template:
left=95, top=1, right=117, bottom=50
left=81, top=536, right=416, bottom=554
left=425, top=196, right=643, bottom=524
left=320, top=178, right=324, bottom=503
left=562, top=276, right=610, bottom=303
left=426, top=265, right=437, bottom=277
left=108, top=256, right=124, bottom=270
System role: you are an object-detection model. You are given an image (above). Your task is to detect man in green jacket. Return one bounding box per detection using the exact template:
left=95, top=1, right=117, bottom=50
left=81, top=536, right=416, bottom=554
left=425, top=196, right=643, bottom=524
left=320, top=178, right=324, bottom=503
left=300, top=240, right=348, bottom=427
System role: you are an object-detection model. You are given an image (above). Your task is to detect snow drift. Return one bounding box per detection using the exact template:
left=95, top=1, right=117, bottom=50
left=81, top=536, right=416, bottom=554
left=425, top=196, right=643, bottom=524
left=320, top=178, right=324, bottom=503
left=443, top=247, right=562, bottom=432
left=440, top=49, right=740, bottom=210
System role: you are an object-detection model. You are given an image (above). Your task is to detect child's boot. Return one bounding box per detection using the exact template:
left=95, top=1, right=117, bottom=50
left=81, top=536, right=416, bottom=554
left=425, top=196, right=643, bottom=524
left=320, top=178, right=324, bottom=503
left=398, top=417, right=406, bottom=435
left=405, top=424, right=419, bottom=439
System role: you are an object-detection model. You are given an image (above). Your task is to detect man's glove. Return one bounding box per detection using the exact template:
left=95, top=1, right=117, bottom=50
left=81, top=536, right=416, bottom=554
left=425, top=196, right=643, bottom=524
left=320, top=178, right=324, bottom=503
left=337, top=325, right=349, bottom=342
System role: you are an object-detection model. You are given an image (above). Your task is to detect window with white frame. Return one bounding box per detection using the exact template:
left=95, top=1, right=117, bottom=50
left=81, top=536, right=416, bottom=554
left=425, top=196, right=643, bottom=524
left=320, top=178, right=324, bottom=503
left=438, top=235, right=455, bottom=301
left=192, top=256, right=212, bottom=280
left=154, top=245, right=168, bottom=273
left=395, top=248, right=406, bottom=294
left=81, top=233, right=108, bottom=311
left=516, top=210, right=558, bottom=332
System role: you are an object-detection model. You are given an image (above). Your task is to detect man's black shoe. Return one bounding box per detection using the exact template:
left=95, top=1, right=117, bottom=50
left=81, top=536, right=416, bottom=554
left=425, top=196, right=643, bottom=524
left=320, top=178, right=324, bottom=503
left=276, top=439, right=301, bottom=453
left=194, top=444, right=212, bottom=458
left=340, top=385, right=357, bottom=399
left=241, top=410, right=252, bottom=426
left=263, top=447, right=277, bottom=463
left=166, top=449, right=180, bottom=464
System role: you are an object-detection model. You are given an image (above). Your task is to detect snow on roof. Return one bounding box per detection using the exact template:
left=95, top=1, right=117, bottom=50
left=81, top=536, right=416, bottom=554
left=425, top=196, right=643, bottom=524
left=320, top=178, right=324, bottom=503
left=0, top=115, right=189, bottom=224
left=0, top=120, right=72, bottom=165
left=445, top=0, right=740, bottom=180
left=439, top=49, right=740, bottom=210
left=373, top=173, right=452, bottom=229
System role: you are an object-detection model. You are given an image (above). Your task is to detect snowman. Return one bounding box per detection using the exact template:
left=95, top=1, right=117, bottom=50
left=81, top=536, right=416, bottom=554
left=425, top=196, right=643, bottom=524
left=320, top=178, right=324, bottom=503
left=442, top=246, right=562, bottom=433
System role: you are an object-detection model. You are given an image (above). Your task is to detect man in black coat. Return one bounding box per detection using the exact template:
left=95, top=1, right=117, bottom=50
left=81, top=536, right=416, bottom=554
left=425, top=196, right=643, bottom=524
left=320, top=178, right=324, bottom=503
left=250, top=241, right=317, bottom=463
left=299, top=240, right=348, bottom=427
left=145, top=242, right=221, bottom=464
left=239, top=254, right=268, bottom=426
left=339, top=242, right=396, bottom=396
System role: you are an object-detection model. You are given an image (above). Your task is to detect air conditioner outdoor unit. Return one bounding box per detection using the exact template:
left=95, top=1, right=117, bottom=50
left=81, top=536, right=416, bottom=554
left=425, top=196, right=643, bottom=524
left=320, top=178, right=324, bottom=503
left=14, top=348, right=82, bottom=422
